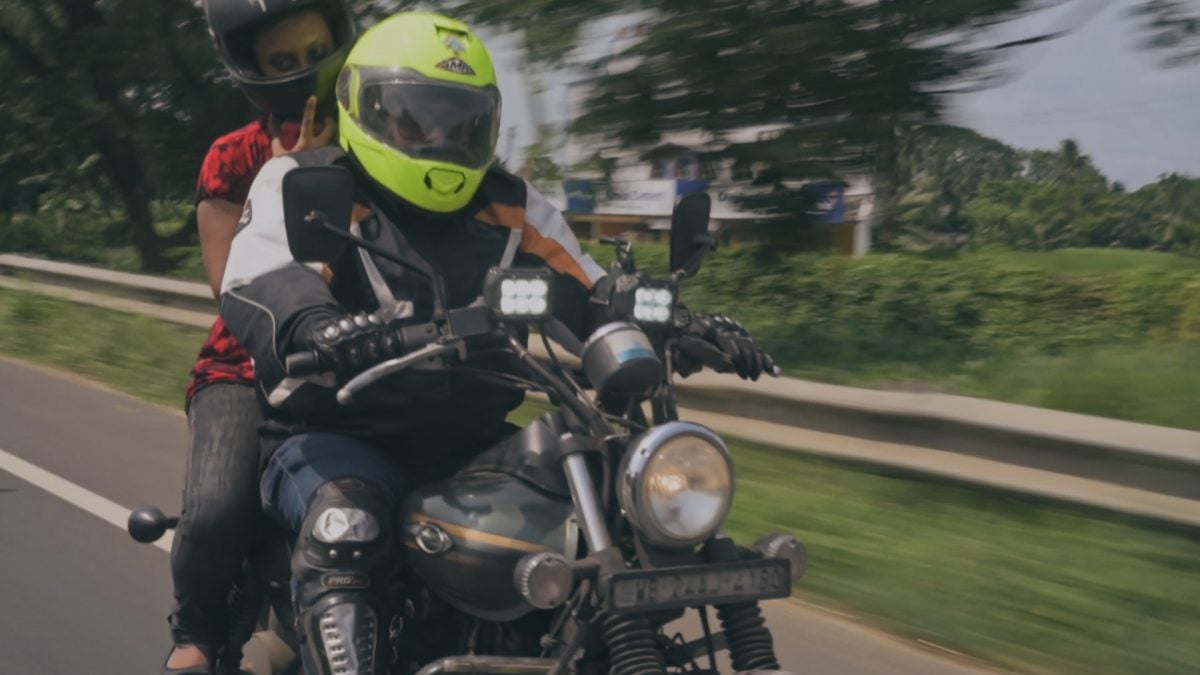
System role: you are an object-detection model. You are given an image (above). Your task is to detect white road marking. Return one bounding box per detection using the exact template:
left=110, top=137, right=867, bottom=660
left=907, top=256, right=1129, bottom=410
left=919, top=639, right=967, bottom=657
left=0, top=447, right=173, bottom=553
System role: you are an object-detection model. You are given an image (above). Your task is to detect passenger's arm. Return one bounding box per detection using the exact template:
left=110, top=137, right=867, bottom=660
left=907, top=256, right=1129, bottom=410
left=197, top=198, right=243, bottom=298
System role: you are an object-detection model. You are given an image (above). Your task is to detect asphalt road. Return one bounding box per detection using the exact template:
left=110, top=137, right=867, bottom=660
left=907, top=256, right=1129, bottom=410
left=0, top=356, right=996, bottom=674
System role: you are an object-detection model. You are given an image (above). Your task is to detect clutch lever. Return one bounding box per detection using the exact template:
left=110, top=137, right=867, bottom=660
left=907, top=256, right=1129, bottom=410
left=337, top=341, right=463, bottom=405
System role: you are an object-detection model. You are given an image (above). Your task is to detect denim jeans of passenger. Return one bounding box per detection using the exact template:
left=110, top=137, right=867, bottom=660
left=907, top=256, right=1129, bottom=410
left=169, top=383, right=264, bottom=648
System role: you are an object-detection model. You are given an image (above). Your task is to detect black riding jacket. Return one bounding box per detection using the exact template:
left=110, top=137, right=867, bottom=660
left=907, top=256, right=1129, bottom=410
left=219, top=148, right=608, bottom=462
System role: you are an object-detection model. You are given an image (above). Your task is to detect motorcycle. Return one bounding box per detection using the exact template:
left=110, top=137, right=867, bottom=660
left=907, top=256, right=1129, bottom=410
left=130, top=165, right=807, bottom=675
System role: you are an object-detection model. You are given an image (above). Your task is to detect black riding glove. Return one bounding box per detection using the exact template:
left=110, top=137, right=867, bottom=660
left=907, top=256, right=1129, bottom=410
left=310, top=312, right=403, bottom=379
left=674, top=311, right=779, bottom=381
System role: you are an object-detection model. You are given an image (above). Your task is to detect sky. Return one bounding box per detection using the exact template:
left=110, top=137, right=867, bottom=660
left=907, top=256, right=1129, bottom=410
left=487, top=0, right=1200, bottom=189
left=953, top=0, right=1200, bottom=188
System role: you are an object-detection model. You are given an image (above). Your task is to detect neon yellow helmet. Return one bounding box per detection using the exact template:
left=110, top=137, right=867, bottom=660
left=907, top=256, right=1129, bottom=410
left=336, top=12, right=501, bottom=213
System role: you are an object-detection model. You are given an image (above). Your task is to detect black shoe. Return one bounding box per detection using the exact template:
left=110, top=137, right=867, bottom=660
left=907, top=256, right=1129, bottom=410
left=162, top=644, right=217, bottom=675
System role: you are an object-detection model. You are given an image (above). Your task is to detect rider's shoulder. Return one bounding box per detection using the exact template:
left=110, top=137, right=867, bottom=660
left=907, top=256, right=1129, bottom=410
left=478, top=165, right=527, bottom=201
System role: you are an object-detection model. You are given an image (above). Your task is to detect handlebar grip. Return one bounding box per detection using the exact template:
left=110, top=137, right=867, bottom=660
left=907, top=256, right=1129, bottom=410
left=283, top=321, right=439, bottom=379
left=285, top=350, right=324, bottom=377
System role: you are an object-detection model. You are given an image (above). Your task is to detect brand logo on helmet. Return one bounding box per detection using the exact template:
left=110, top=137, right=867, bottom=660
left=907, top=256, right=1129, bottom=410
left=436, top=57, right=476, bottom=77
left=444, top=35, right=468, bottom=54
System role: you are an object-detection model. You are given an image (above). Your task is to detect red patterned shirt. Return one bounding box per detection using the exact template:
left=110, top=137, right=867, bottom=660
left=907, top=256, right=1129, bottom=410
left=186, top=120, right=273, bottom=401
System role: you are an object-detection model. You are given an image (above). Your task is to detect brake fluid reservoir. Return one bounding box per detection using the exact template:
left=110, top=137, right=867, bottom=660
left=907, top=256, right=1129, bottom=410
left=581, top=322, right=663, bottom=403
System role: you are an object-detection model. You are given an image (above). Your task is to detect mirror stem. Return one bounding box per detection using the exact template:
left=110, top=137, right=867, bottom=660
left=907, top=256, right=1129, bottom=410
left=319, top=221, right=448, bottom=319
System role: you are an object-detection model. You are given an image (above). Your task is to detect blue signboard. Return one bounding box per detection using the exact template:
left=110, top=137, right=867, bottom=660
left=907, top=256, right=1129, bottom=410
left=800, top=181, right=846, bottom=223
left=675, top=180, right=710, bottom=197
left=564, top=179, right=596, bottom=214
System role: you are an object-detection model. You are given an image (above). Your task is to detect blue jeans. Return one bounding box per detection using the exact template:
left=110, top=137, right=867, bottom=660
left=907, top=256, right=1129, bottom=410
left=260, top=432, right=414, bottom=534
left=261, top=433, right=417, bottom=675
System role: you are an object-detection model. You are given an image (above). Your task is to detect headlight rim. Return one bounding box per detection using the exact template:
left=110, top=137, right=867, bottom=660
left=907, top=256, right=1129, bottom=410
left=618, top=421, right=734, bottom=550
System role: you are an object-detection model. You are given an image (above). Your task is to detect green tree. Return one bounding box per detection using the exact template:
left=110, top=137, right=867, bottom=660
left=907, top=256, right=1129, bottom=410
left=563, top=0, right=1062, bottom=249
left=1130, top=0, right=1200, bottom=67
left=427, top=0, right=631, bottom=62
left=956, top=138, right=1200, bottom=253
left=1128, top=173, right=1200, bottom=252
left=0, top=1, right=246, bottom=269
left=893, top=125, right=1022, bottom=243
left=520, top=124, right=565, bottom=185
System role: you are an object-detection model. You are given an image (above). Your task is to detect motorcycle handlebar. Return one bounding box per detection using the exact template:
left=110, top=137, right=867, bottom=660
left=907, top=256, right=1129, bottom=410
left=283, top=321, right=444, bottom=379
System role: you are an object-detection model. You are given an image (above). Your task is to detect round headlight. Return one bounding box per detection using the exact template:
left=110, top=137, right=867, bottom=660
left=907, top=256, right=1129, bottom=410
left=619, top=422, right=733, bottom=549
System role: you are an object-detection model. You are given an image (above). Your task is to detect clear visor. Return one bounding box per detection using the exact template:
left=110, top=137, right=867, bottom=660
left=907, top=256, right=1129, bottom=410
left=358, top=79, right=500, bottom=170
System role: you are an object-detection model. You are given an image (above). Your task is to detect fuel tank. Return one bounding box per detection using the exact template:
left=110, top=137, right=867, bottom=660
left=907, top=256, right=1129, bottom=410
left=401, top=469, right=578, bottom=622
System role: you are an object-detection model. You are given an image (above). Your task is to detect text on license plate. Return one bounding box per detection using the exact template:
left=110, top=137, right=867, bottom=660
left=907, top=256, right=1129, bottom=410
left=608, top=558, right=791, bottom=613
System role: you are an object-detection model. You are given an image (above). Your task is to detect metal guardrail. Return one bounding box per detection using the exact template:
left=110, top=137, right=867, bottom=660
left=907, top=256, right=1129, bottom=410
left=3, top=252, right=1199, bottom=527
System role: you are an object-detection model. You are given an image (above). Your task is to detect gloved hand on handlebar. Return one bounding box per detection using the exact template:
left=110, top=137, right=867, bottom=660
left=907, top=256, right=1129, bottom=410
left=673, top=310, right=780, bottom=381
left=309, top=312, right=404, bottom=379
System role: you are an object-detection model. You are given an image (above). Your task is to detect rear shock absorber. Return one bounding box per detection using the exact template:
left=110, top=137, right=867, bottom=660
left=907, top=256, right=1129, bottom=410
left=600, top=612, right=667, bottom=675
left=715, top=601, right=780, bottom=672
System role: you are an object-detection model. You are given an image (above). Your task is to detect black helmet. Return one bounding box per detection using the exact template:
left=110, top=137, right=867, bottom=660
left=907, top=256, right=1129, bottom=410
left=202, top=0, right=356, bottom=118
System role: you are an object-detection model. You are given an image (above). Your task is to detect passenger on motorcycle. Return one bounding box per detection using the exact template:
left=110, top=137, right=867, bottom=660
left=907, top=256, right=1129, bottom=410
left=167, top=1, right=355, bottom=672
left=219, top=12, right=777, bottom=675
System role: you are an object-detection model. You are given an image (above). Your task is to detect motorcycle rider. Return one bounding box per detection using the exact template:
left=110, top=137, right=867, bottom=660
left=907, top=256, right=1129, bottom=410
left=167, top=1, right=355, bottom=672
left=219, top=12, right=777, bottom=674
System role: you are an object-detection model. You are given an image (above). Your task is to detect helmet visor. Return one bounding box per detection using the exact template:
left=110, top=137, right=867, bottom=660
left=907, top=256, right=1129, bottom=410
left=359, top=79, right=500, bottom=170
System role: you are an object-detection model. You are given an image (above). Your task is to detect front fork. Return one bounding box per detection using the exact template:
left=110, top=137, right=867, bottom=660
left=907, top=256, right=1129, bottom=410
left=560, top=453, right=783, bottom=674
left=561, top=449, right=668, bottom=675
left=700, top=534, right=783, bottom=671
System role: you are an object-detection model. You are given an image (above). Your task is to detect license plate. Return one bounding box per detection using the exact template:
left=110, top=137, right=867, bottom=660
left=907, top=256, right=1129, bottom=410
left=606, top=558, right=791, bottom=613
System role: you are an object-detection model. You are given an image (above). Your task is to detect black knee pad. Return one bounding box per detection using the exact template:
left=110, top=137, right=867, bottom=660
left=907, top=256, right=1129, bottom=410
left=292, top=477, right=400, bottom=675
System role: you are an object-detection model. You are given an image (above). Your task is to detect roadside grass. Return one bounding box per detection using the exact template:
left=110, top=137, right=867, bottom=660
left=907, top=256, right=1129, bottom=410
left=0, top=288, right=200, bottom=407
left=971, top=247, right=1200, bottom=274
left=770, top=341, right=1200, bottom=431
left=726, top=442, right=1200, bottom=675
left=583, top=243, right=1200, bottom=430
left=3, top=287, right=1198, bottom=674
left=7, top=243, right=1199, bottom=429
left=960, top=342, right=1200, bottom=429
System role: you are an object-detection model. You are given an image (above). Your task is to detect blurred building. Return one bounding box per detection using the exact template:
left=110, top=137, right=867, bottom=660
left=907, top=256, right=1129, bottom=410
left=509, top=15, right=879, bottom=254
left=541, top=131, right=875, bottom=254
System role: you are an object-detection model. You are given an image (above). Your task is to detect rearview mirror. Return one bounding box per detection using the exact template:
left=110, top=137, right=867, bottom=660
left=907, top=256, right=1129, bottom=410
left=669, top=192, right=714, bottom=278
left=282, top=165, right=355, bottom=263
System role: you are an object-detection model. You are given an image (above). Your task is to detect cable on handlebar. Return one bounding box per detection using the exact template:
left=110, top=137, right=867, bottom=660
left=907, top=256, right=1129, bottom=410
left=454, top=367, right=546, bottom=393
left=540, top=331, right=590, bottom=402
left=508, top=336, right=608, bottom=437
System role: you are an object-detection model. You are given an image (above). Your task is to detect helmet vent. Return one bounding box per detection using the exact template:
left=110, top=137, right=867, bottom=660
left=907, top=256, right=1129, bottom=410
left=425, top=169, right=467, bottom=195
